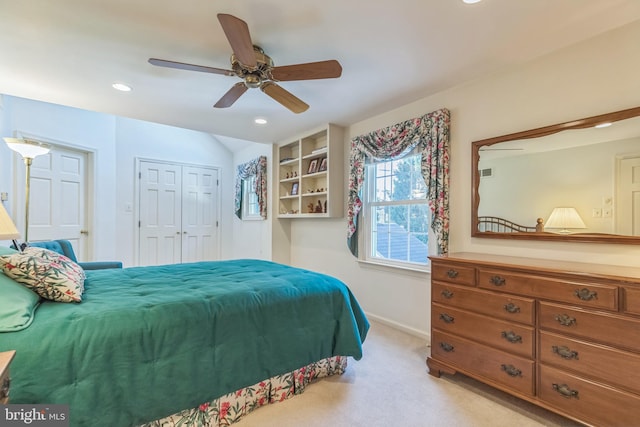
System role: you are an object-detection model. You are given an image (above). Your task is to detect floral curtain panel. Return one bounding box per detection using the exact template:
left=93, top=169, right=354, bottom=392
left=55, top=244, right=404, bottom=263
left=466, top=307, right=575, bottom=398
left=235, top=156, right=268, bottom=219
left=347, top=108, right=450, bottom=255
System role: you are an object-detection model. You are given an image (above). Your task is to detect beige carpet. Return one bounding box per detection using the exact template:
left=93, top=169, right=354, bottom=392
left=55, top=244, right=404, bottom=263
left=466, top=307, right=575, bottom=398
left=239, top=320, right=580, bottom=427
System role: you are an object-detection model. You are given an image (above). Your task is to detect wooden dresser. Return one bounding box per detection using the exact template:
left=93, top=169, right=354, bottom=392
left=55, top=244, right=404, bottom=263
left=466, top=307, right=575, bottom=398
left=0, top=350, right=16, bottom=404
left=427, top=253, right=640, bottom=427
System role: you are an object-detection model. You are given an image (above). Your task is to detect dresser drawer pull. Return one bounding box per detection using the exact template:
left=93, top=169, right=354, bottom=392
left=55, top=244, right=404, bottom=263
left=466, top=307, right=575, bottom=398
left=552, top=383, right=579, bottom=399
left=446, top=269, right=459, bottom=279
left=574, top=288, right=597, bottom=301
left=441, top=289, right=454, bottom=299
left=440, top=342, right=455, bottom=352
left=501, top=331, right=523, bottom=343
left=500, top=364, right=522, bottom=377
left=439, top=313, right=455, bottom=324
left=0, top=377, right=10, bottom=400
left=554, top=314, right=577, bottom=327
left=552, top=345, right=579, bottom=360
left=503, top=303, right=520, bottom=314
left=489, top=275, right=506, bottom=286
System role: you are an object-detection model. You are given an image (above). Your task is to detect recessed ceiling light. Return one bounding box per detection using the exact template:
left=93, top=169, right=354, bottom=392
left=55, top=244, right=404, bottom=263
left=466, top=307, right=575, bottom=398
left=463, top=0, right=482, bottom=3
left=112, top=83, right=132, bottom=92
left=595, top=122, right=612, bottom=128
left=254, top=117, right=268, bottom=125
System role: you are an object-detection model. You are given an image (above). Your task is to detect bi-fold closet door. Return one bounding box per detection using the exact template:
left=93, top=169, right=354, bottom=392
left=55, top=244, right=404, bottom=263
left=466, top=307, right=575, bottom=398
left=138, top=160, right=219, bottom=266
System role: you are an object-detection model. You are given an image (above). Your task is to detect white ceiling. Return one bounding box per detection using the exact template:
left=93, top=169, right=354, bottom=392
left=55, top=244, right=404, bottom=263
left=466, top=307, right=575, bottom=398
left=1, top=1, right=640, bottom=148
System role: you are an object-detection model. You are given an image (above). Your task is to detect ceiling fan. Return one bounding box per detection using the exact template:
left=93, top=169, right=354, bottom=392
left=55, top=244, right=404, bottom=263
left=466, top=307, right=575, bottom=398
left=148, top=13, right=343, bottom=114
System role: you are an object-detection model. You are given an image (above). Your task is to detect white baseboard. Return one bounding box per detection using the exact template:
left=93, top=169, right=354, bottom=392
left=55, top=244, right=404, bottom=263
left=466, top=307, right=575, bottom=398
left=364, top=312, right=431, bottom=343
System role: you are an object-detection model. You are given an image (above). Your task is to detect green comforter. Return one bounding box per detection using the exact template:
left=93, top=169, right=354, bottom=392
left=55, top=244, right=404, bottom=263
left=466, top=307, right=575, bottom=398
left=0, top=259, right=369, bottom=426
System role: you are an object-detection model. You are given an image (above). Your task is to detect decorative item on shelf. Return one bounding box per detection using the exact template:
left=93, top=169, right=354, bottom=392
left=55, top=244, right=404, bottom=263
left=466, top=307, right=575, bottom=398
left=544, top=207, right=586, bottom=234
left=315, top=200, right=323, bottom=213
left=4, top=137, right=51, bottom=245
left=280, top=157, right=294, bottom=163
left=306, top=189, right=314, bottom=194
left=319, top=157, right=327, bottom=172
left=307, top=203, right=315, bottom=213
left=307, top=159, right=318, bottom=174
left=324, top=201, right=327, bottom=213
left=286, top=172, right=290, bottom=179
left=291, top=182, right=299, bottom=196
left=294, top=171, right=297, bottom=177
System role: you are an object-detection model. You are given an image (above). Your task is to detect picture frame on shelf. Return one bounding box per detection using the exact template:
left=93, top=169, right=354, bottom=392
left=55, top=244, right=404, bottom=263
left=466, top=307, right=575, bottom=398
left=291, top=182, right=299, bottom=196
left=318, top=157, right=327, bottom=172
left=307, top=159, right=318, bottom=174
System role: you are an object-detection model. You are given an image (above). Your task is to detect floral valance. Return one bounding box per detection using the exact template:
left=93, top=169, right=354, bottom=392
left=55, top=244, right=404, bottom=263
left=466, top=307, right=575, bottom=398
left=347, top=108, right=450, bottom=255
left=234, top=156, right=267, bottom=219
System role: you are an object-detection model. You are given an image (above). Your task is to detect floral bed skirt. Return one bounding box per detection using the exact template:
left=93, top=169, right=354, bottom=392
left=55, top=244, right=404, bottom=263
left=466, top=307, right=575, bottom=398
left=141, top=355, right=347, bottom=427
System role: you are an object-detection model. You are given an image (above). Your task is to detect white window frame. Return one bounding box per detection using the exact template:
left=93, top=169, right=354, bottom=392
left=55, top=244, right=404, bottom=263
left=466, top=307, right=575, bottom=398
left=361, top=154, right=432, bottom=271
left=241, top=176, right=262, bottom=220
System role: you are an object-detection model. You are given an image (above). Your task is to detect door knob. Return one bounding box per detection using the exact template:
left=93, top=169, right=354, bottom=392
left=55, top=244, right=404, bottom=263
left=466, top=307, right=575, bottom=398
left=80, top=230, right=89, bottom=235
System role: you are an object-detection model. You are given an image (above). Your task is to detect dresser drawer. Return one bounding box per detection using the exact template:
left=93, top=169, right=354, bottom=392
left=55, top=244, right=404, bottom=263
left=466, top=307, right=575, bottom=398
left=478, top=268, right=618, bottom=311
left=431, top=330, right=534, bottom=396
left=539, top=331, right=640, bottom=394
left=623, top=286, right=640, bottom=316
left=539, top=364, right=640, bottom=427
left=432, top=303, right=534, bottom=358
left=431, top=262, right=475, bottom=286
left=432, top=281, right=535, bottom=325
left=539, top=302, right=640, bottom=353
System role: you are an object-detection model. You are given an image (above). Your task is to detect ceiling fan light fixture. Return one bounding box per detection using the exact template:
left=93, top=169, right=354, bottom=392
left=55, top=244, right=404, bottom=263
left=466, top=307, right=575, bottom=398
left=254, top=117, right=267, bottom=125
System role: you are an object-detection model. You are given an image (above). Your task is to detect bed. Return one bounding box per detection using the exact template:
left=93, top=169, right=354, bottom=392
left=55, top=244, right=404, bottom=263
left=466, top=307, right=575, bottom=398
left=0, top=254, right=369, bottom=427
left=477, top=216, right=544, bottom=233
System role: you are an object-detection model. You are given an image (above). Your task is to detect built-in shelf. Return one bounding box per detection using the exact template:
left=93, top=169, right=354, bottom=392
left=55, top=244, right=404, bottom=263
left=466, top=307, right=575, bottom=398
left=275, top=124, right=344, bottom=218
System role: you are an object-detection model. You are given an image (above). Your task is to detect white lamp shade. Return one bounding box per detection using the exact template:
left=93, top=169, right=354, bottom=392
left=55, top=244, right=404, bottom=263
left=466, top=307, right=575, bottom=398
left=545, top=207, right=586, bottom=232
left=0, top=204, right=20, bottom=240
left=4, top=137, right=51, bottom=159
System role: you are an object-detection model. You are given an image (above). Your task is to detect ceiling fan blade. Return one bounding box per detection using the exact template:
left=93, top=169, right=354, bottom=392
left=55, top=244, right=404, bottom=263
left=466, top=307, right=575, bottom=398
left=148, top=58, right=234, bottom=76
left=214, top=82, right=249, bottom=108
left=270, top=60, right=343, bottom=81
left=261, top=82, right=309, bottom=114
left=217, top=14, right=257, bottom=68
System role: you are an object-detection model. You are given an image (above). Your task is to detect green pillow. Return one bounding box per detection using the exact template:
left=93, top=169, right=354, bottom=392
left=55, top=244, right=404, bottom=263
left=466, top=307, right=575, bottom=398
left=0, top=246, right=41, bottom=331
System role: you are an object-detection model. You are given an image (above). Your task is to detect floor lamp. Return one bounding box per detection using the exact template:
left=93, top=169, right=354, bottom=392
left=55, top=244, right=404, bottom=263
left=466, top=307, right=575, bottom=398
left=4, top=137, right=51, bottom=246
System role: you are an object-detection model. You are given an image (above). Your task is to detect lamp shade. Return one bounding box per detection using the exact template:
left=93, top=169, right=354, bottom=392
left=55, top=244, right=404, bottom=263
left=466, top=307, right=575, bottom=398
left=0, top=204, right=20, bottom=240
left=545, top=207, right=586, bottom=233
left=4, top=137, right=51, bottom=159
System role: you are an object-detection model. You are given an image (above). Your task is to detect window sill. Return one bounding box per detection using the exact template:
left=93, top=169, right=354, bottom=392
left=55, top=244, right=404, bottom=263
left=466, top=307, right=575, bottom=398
left=356, top=259, right=430, bottom=277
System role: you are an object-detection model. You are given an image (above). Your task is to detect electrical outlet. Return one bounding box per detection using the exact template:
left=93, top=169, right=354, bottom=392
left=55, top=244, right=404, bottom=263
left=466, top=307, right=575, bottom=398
left=592, top=208, right=602, bottom=218
left=0, top=192, right=7, bottom=201
left=602, top=208, right=612, bottom=218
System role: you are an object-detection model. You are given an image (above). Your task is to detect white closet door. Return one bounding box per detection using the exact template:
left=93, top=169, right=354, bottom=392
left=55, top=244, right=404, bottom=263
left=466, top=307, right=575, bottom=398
left=25, top=146, right=88, bottom=259
left=181, top=165, right=219, bottom=263
left=138, top=160, right=219, bottom=266
left=617, top=156, right=640, bottom=235
left=138, top=161, right=183, bottom=266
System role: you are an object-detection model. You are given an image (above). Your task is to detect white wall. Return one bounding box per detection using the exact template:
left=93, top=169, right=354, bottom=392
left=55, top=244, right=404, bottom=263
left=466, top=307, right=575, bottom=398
left=231, top=142, right=272, bottom=260
left=0, top=96, right=237, bottom=266
left=285, top=20, right=640, bottom=339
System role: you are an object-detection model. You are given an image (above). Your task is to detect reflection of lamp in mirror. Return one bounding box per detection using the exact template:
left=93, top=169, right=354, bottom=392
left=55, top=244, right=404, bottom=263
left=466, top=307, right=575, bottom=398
left=4, top=137, right=52, bottom=244
left=544, top=207, right=586, bottom=234
left=0, top=203, right=21, bottom=251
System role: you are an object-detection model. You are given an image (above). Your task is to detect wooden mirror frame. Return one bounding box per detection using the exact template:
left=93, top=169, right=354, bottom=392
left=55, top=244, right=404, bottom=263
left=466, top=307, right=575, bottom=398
left=472, top=106, right=640, bottom=244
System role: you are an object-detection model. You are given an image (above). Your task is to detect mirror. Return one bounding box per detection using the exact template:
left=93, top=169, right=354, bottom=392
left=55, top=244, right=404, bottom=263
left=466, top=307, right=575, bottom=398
left=472, top=106, right=640, bottom=244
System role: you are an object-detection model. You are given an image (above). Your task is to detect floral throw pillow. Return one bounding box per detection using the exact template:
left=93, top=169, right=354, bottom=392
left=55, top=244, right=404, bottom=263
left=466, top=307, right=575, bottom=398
left=0, top=247, right=85, bottom=303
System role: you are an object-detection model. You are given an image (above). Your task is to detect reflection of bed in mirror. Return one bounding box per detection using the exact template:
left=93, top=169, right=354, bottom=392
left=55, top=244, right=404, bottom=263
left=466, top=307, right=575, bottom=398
left=472, top=106, right=640, bottom=244
left=477, top=216, right=543, bottom=233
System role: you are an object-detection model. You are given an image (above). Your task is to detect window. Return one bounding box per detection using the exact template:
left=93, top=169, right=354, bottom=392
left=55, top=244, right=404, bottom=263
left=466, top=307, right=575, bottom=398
left=241, top=176, right=262, bottom=220
left=363, top=153, right=430, bottom=269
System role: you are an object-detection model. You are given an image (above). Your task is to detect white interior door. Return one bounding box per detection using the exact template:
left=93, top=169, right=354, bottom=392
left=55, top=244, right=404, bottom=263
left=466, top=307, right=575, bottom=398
left=138, top=160, right=219, bottom=266
left=138, top=161, right=183, bottom=266
left=20, top=146, right=88, bottom=258
left=182, top=165, right=219, bottom=262
left=617, top=156, right=640, bottom=235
